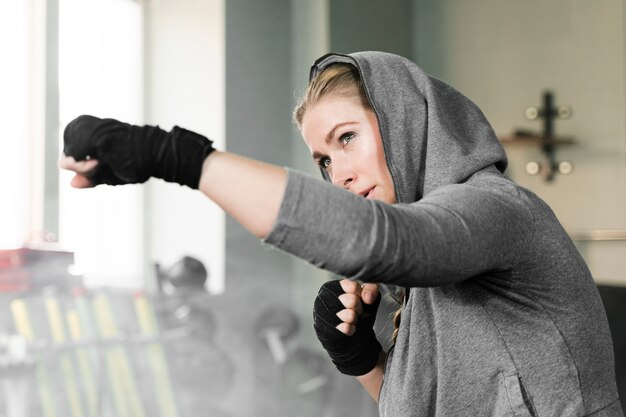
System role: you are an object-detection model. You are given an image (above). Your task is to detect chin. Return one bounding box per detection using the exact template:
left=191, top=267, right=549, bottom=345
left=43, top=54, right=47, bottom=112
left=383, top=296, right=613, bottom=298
left=372, top=193, right=394, bottom=205
left=381, top=193, right=396, bottom=205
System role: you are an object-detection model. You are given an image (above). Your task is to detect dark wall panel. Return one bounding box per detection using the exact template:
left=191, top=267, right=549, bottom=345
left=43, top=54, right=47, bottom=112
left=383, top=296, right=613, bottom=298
left=598, top=285, right=626, bottom=408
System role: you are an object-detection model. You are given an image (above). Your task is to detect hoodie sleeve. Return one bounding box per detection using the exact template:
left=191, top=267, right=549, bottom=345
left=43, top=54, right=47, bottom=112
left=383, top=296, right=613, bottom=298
left=264, top=169, right=534, bottom=288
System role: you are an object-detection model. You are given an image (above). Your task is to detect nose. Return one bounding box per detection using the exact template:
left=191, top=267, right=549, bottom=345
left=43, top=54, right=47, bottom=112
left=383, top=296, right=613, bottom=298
left=330, top=155, right=356, bottom=189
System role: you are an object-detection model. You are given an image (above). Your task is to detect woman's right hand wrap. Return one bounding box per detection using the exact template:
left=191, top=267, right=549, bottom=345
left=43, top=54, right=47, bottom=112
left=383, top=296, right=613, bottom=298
left=313, top=280, right=382, bottom=376
left=63, top=115, right=215, bottom=189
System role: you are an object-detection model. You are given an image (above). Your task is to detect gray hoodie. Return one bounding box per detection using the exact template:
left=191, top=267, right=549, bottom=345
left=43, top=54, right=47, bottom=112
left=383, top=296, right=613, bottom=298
left=265, top=51, right=622, bottom=416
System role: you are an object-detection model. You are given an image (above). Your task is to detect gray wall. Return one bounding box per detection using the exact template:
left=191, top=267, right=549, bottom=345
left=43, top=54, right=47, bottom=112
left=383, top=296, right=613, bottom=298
left=225, top=2, right=298, bottom=416
left=330, top=0, right=414, bottom=58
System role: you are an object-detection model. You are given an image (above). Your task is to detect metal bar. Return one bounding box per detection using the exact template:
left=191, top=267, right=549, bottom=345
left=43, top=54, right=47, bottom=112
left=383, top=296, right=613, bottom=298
left=568, top=230, right=626, bottom=241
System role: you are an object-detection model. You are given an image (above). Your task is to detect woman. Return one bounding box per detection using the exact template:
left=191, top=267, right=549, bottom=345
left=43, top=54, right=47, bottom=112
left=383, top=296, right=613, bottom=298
left=60, top=51, right=622, bottom=416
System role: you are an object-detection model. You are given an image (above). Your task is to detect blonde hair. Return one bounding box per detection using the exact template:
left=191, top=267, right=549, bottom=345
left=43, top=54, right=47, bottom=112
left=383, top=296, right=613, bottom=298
left=390, top=289, right=405, bottom=345
left=293, top=63, right=370, bottom=128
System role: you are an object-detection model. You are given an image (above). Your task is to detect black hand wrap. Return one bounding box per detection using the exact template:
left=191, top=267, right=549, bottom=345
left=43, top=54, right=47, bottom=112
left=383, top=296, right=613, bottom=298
left=63, top=115, right=215, bottom=189
left=313, top=280, right=382, bottom=376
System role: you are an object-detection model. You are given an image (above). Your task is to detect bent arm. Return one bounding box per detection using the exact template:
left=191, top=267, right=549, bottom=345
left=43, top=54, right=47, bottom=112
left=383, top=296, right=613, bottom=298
left=198, top=151, right=287, bottom=239
left=357, top=350, right=386, bottom=402
left=201, top=155, right=390, bottom=400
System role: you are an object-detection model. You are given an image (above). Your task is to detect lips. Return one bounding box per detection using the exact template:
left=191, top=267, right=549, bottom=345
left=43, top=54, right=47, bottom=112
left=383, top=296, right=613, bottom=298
left=359, top=187, right=375, bottom=199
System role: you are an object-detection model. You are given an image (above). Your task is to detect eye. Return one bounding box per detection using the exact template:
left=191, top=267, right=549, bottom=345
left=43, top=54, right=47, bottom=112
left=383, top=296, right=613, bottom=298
left=318, top=157, right=331, bottom=170
left=340, top=132, right=355, bottom=145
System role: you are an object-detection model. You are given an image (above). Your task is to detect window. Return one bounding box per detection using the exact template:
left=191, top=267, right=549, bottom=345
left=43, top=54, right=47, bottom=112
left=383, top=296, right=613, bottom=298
left=58, top=0, right=144, bottom=288
left=2, top=0, right=225, bottom=292
left=0, top=0, right=38, bottom=248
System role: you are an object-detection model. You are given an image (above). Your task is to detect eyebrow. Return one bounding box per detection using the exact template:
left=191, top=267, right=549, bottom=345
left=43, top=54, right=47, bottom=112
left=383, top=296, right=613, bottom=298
left=311, top=121, right=358, bottom=159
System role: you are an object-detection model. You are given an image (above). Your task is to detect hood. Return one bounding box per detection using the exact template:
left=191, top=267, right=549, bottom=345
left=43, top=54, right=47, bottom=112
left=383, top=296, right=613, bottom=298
left=309, top=51, right=507, bottom=204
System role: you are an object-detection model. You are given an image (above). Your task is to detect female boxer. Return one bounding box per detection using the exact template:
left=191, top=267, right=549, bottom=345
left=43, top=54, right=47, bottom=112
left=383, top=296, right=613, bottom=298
left=60, top=51, right=623, bottom=416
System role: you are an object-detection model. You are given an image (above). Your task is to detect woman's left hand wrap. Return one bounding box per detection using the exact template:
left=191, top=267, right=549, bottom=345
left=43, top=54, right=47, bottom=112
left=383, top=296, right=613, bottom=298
left=313, top=280, right=382, bottom=376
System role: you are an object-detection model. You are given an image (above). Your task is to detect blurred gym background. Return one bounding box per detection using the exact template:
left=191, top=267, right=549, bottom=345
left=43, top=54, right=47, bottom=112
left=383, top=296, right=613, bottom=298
left=0, top=1, right=624, bottom=416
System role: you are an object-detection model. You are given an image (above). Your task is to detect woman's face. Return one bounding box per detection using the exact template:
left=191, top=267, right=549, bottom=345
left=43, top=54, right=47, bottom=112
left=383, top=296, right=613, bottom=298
left=301, top=94, right=396, bottom=204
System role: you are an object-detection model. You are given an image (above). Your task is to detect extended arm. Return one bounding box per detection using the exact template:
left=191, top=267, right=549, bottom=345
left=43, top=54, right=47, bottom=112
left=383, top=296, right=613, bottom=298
left=61, top=115, right=533, bottom=288
left=198, top=151, right=287, bottom=239
left=60, top=115, right=288, bottom=239
left=61, top=150, right=287, bottom=239
left=266, top=170, right=535, bottom=287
